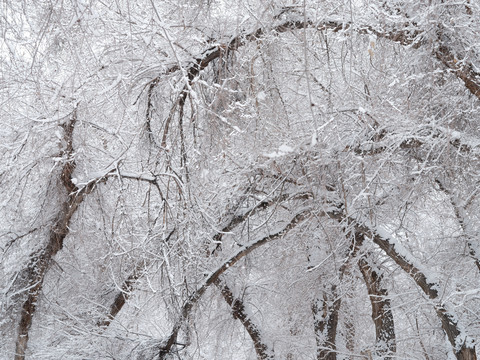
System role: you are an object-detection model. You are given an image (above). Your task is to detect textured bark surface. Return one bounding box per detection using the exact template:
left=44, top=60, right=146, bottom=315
left=344, top=315, right=356, bottom=359
left=312, top=289, right=341, bottom=360
left=358, top=257, right=396, bottom=358
left=435, top=45, right=480, bottom=100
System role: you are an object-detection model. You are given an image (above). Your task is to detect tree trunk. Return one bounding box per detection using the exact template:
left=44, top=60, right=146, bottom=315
left=358, top=257, right=396, bottom=358
left=355, top=221, right=477, bottom=360
left=15, top=109, right=79, bottom=360
left=312, top=288, right=341, bottom=360
left=344, top=314, right=356, bottom=359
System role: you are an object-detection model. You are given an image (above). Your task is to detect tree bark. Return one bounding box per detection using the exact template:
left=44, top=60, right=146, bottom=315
left=344, top=314, right=356, bottom=360
left=358, top=257, right=396, bottom=359
left=312, top=289, right=341, bottom=360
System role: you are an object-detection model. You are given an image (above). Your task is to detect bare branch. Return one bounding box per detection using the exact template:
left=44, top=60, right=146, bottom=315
left=435, top=179, right=480, bottom=272
left=97, top=230, right=176, bottom=329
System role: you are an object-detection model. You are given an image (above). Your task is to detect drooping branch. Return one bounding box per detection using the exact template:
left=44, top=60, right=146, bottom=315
left=145, top=78, right=160, bottom=148
left=214, top=278, right=274, bottom=360
left=358, top=256, right=396, bottom=359
left=145, top=18, right=415, bottom=147
left=212, top=191, right=312, bottom=251
left=155, top=209, right=310, bottom=359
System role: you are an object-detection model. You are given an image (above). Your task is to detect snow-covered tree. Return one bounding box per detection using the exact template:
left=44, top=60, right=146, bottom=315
left=2, top=0, right=480, bottom=359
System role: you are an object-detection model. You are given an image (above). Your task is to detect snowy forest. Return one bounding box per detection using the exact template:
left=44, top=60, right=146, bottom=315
left=1, top=0, right=480, bottom=359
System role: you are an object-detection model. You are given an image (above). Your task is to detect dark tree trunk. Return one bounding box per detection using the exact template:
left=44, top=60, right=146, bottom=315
left=358, top=257, right=396, bottom=359
left=312, top=288, right=341, bottom=360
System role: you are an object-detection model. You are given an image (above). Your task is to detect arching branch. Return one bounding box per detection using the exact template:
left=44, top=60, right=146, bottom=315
left=156, top=209, right=310, bottom=359
left=96, top=189, right=310, bottom=332
left=146, top=15, right=479, bottom=150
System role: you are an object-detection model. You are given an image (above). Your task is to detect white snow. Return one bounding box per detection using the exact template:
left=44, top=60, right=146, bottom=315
left=256, top=91, right=266, bottom=102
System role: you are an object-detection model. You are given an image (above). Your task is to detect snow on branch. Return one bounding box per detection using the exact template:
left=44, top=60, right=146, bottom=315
left=215, top=278, right=274, bottom=359
left=350, top=124, right=480, bottom=157
left=311, top=185, right=477, bottom=359
left=147, top=16, right=479, bottom=124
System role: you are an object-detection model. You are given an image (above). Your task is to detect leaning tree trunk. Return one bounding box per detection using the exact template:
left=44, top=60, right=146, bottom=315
left=215, top=278, right=274, bottom=360
left=15, top=109, right=82, bottom=360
